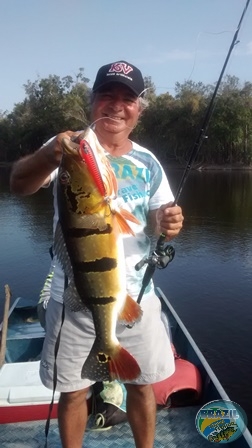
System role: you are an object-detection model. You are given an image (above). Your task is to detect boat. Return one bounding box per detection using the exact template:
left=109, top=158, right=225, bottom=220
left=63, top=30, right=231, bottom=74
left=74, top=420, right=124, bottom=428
left=1, top=288, right=252, bottom=447
left=0, top=296, right=59, bottom=423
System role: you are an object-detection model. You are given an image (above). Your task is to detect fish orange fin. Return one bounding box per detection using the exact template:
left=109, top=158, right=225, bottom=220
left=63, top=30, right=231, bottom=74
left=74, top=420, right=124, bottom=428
left=114, top=211, right=135, bottom=235
left=106, top=161, right=118, bottom=196
left=118, top=295, right=142, bottom=324
left=100, top=157, right=118, bottom=197
left=111, top=169, right=118, bottom=194
left=120, top=208, right=140, bottom=225
left=114, top=210, right=140, bottom=235
left=81, top=342, right=141, bottom=382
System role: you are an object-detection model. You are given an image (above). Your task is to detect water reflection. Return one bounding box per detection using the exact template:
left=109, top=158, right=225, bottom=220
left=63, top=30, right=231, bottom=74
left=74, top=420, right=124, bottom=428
left=0, top=169, right=53, bottom=303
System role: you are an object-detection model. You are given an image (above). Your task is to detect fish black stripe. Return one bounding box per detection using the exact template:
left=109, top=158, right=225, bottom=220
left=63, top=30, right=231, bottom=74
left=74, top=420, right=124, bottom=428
left=74, top=257, right=117, bottom=273
left=89, top=296, right=116, bottom=305
left=67, top=225, right=112, bottom=238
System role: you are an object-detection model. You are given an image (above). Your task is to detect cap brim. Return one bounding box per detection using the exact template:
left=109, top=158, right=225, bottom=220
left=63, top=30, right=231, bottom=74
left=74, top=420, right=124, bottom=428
left=93, top=79, right=140, bottom=97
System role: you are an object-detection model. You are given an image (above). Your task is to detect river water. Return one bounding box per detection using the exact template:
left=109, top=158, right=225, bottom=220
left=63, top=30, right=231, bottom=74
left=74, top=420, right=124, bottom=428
left=1, top=166, right=252, bottom=428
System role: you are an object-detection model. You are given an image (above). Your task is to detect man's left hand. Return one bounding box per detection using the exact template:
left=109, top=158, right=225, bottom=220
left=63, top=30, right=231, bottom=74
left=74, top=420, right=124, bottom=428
left=156, top=202, right=184, bottom=240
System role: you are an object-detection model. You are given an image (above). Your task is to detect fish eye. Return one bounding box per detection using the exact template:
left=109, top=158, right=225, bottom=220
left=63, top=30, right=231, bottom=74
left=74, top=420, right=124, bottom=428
left=60, top=171, right=70, bottom=184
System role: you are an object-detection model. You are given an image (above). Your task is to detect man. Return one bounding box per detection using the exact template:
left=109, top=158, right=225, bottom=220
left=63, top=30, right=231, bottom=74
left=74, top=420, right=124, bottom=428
left=10, top=60, right=184, bottom=448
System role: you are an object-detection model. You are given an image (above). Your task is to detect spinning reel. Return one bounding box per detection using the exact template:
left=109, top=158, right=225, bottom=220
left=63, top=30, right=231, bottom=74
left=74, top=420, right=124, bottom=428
left=135, top=240, right=175, bottom=272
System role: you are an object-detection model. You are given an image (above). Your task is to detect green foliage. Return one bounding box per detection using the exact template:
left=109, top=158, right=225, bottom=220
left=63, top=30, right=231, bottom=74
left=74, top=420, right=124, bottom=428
left=1, top=68, right=91, bottom=161
left=1, top=71, right=252, bottom=167
left=206, top=76, right=252, bottom=165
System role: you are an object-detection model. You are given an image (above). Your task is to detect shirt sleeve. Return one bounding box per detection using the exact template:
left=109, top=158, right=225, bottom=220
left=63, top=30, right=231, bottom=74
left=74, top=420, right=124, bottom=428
left=40, top=136, right=58, bottom=187
left=149, top=161, right=174, bottom=211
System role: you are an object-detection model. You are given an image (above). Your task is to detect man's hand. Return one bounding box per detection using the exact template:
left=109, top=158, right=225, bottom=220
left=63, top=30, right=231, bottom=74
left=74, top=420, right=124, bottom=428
left=156, top=202, right=184, bottom=241
left=43, top=130, right=82, bottom=168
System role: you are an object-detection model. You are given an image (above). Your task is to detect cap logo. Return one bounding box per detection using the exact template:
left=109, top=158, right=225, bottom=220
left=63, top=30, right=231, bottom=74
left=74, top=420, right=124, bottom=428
left=108, top=62, right=133, bottom=76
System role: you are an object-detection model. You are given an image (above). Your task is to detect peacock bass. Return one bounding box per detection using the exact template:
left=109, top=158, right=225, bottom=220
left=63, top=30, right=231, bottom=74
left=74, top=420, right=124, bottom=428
left=54, top=127, right=142, bottom=382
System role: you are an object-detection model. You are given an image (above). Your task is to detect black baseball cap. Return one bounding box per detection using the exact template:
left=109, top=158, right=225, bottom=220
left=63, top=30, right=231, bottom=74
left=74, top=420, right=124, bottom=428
left=92, top=60, right=145, bottom=97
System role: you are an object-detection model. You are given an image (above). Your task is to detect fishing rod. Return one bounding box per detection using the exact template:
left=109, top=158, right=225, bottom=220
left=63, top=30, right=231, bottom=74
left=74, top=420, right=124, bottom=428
left=134, top=0, right=251, bottom=306
left=173, top=0, right=250, bottom=206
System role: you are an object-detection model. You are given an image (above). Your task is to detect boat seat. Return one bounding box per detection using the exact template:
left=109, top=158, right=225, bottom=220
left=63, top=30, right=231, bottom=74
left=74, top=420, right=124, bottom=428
left=0, top=361, right=60, bottom=404
left=7, top=385, right=60, bottom=404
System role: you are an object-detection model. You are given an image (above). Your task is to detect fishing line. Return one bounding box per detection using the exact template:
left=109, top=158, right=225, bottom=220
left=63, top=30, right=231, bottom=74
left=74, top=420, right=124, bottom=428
left=187, top=30, right=237, bottom=82
left=90, top=116, right=136, bottom=131
left=138, top=87, right=151, bottom=97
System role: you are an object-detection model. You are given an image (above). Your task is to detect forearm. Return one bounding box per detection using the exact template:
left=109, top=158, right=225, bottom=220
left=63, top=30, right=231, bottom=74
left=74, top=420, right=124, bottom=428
left=10, top=145, right=59, bottom=195
left=10, top=130, right=81, bottom=196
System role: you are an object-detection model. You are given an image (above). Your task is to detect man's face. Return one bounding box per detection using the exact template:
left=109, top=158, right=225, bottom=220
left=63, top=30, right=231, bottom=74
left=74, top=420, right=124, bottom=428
left=91, top=83, right=141, bottom=136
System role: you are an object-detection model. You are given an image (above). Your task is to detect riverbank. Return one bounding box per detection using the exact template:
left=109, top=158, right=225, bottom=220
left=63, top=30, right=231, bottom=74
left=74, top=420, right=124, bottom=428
left=1, top=161, right=252, bottom=171
left=197, top=163, right=252, bottom=171
left=164, top=161, right=252, bottom=171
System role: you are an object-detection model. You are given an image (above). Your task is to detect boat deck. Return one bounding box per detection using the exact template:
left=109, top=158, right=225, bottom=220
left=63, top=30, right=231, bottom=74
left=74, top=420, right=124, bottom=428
left=1, top=405, right=211, bottom=447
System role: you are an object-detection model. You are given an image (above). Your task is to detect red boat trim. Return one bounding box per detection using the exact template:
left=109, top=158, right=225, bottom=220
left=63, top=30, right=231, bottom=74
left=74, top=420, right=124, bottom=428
left=0, top=403, right=58, bottom=424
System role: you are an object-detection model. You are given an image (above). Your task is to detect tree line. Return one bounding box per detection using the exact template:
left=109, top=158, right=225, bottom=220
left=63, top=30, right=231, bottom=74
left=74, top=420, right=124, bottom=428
left=1, top=69, right=252, bottom=167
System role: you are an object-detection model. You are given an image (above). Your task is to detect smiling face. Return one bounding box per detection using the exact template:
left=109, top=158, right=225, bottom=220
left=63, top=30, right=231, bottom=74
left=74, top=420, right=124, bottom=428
left=91, top=83, right=142, bottom=142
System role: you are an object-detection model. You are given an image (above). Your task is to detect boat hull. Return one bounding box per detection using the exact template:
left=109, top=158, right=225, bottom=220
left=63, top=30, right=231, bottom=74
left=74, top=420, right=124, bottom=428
left=0, top=402, right=58, bottom=424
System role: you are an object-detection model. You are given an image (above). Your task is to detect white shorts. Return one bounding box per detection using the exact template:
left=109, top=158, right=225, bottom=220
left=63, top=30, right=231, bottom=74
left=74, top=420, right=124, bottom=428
left=39, top=294, right=175, bottom=392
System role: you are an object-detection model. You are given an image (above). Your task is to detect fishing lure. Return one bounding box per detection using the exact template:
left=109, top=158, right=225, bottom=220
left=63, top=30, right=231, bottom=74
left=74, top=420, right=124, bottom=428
left=79, top=139, right=106, bottom=197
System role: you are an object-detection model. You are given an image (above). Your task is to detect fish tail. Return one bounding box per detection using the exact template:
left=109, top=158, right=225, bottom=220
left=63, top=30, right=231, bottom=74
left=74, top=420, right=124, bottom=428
left=109, top=345, right=141, bottom=381
left=81, top=341, right=141, bottom=382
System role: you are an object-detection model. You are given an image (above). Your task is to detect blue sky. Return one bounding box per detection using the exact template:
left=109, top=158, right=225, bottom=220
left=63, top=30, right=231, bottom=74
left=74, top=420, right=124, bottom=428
left=1, top=0, right=251, bottom=112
